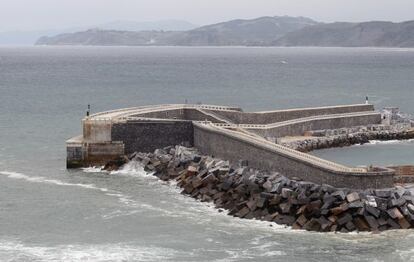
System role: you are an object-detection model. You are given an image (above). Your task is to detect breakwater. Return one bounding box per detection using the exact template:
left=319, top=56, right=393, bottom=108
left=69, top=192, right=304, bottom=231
left=106, top=146, right=414, bottom=233
left=281, top=128, right=414, bottom=152
left=67, top=103, right=398, bottom=189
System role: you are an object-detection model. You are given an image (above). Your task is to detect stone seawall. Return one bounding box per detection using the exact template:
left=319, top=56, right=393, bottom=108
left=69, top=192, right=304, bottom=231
left=67, top=103, right=398, bottom=189
left=105, top=146, right=414, bottom=233
left=209, top=104, right=375, bottom=125
left=131, top=108, right=228, bottom=123
left=111, top=120, right=194, bottom=154
left=282, top=129, right=414, bottom=152
left=248, top=112, right=382, bottom=138
left=193, top=123, right=394, bottom=189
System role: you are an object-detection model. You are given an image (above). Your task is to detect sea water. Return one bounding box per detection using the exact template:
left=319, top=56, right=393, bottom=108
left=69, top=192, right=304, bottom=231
left=1, top=46, right=414, bottom=261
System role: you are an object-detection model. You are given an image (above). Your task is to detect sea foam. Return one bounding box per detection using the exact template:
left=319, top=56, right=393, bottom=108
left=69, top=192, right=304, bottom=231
left=0, top=171, right=106, bottom=191
left=0, top=239, right=178, bottom=262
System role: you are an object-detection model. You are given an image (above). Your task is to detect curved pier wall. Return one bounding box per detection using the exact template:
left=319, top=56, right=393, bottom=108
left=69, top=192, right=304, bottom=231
left=130, top=109, right=185, bottom=119
left=248, top=113, right=382, bottom=138
left=208, top=104, right=375, bottom=124
left=111, top=120, right=194, bottom=154
left=131, top=108, right=226, bottom=123
left=193, top=124, right=394, bottom=189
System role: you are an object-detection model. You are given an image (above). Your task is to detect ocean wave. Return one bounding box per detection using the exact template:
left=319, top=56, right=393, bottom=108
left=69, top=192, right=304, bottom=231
left=368, top=139, right=414, bottom=145
left=351, top=139, right=414, bottom=147
left=81, top=166, right=106, bottom=173
left=98, top=161, right=296, bottom=232
left=0, top=171, right=108, bottom=191
left=0, top=170, right=151, bottom=216
left=0, top=239, right=178, bottom=262
left=109, top=161, right=156, bottom=178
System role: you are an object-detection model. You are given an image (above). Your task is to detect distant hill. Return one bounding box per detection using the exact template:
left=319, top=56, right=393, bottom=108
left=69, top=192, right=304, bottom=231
left=0, top=20, right=196, bottom=46
left=35, top=17, right=414, bottom=47
left=274, top=20, right=414, bottom=47
left=96, top=20, right=197, bottom=31
left=36, top=16, right=319, bottom=46
left=170, top=16, right=318, bottom=46
left=36, top=29, right=180, bottom=46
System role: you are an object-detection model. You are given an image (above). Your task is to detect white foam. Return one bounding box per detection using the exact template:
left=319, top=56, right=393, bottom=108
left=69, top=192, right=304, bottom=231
left=109, top=161, right=154, bottom=177
left=0, top=170, right=108, bottom=192
left=102, top=161, right=295, bottom=232
left=397, top=248, right=414, bottom=261
left=81, top=166, right=106, bottom=173
left=351, top=139, right=414, bottom=147
left=0, top=239, right=178, bottom=262
left=368, top=139, right=414, bottom=145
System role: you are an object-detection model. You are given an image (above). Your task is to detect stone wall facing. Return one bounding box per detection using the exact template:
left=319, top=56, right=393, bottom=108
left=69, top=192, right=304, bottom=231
left=193, top=123, right=394, bottom=189
left=111, top=120, right=194, bottom=154
left=208, top=104, right=375, bottom=124
left=248, top=113, right=382, bottom=138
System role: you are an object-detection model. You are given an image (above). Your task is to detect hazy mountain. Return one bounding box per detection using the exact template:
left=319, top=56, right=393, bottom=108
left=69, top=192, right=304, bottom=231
left=170, top=16, right=318, bottom=46
left=0, top=20, right=196, bottom=46
left=36, top=29, right=180, bottom=46
left=36, top=17, right=414, bottom=47
left=274, top=20, right=414, bottom=47
left=97, top=20, right=197, bottom=31
left=36, top=16, right=319, bottom=46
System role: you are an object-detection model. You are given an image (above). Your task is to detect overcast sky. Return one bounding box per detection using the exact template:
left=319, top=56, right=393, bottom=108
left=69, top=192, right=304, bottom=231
left=1, top=0, right=413, bottom=31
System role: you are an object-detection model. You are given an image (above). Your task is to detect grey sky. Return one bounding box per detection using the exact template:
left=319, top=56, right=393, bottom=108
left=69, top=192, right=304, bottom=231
left=1, top=0, right=413, bottom=31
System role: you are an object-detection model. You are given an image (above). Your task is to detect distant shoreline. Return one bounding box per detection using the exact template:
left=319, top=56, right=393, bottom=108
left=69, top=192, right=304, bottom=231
left=0, top=44, right=413, bottom=49
left=35, top=16, right=414, bottom=48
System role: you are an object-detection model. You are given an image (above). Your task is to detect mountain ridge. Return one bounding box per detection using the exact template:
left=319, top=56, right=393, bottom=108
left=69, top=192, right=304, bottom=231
left=36, top=16, right=414, bottom=47
left=274, top=20, right=414, bottom=47
left=0, top=19, right=197, bottom=46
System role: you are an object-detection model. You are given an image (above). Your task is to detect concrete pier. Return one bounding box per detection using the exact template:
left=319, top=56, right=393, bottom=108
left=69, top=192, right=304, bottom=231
left=66, top=103, right=396, bottom=189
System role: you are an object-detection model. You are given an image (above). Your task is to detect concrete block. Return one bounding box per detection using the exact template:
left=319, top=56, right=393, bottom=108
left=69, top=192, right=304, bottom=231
left=387, top=208, right=404, bottom=219
left=346, top=192, right=360, bottom=203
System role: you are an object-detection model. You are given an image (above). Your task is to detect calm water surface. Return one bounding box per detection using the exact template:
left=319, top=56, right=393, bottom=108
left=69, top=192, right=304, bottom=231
left=1, top=46, right=414, bottom=261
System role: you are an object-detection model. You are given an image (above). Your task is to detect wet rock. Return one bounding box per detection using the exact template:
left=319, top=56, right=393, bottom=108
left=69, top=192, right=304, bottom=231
left=332, top=191, right=346, bottom=201
left=337, top=213, right=352, bottom=225
left=281, top=188, right=293, bottom=198
left=398, top=217, right=411, bottom=229
left=346, top=192, right=360, bottom=203
left=387, top=208, right=404, bottom=219
left=375, top=190, right=392, bottom=198
left=365, top=205, right=380, bottom=218
left=103, top=145, right=414, bottom=233
left=364, top=215, right=379, bottom=230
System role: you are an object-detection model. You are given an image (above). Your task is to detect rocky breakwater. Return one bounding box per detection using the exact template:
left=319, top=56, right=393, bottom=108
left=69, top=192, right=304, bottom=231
left=104, top=146, right=414, bottom=233
left=282, top=128, right=414, bottom=152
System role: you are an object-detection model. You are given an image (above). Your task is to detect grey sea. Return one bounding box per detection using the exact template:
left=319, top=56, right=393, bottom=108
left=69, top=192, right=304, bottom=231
left=1, top=46, right=414, bottom=261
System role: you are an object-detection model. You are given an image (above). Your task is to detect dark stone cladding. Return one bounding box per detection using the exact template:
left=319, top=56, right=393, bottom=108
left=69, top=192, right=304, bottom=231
left=193, top=123, right=394, bottom=189
left=111, top=120, right=194, bottom=154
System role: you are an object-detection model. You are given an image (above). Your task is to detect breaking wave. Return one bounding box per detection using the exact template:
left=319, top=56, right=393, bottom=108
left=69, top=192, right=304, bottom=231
left=0, top=171, right=107, bottom=191
left=99, top=160, right=294, bottom=232
left=109, top=161, right=155, bottom=177
left=0, top=239, right=178, bottom=262
left=81, top=166, right=106, bottom=173
left=368, top=139, right=414, bottom=145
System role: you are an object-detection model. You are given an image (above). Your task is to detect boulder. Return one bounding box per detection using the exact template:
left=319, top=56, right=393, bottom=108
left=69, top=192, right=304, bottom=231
left=346, top=192, right=360, bottom=203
